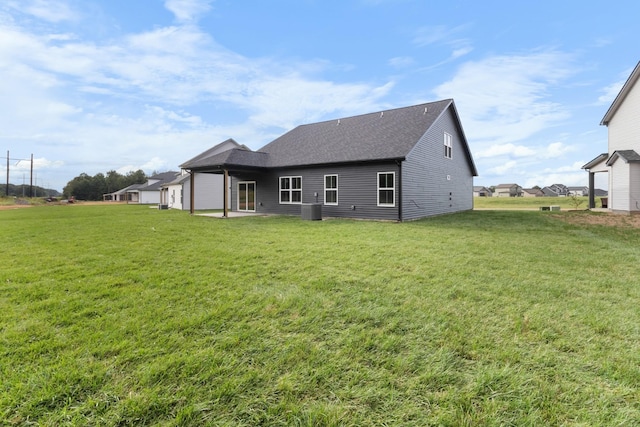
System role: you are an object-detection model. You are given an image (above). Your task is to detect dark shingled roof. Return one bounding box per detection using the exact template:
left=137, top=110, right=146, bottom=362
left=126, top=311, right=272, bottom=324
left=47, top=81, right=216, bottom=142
left=606, top=150, right=640, bottom=166
left=260, top=99, right=453, bottom=167
left=184, top=148, right=269, bottom=171
left=182, top=99, right=476, bottom=174
left=179, top=138, right=249, bottom=169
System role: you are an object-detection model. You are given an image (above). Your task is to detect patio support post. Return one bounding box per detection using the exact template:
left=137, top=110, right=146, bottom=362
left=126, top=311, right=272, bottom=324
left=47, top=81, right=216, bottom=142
left=223, top=169, right=229, bottom=218
left=588, top=171, right=595, bottom=209
left=190, top=172, right=195, bottom=214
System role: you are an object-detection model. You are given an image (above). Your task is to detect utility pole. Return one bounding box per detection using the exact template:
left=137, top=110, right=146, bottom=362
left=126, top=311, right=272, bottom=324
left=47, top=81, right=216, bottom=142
left=3, top=152, right=32, bottom=197
left=30, top=154, right=33, bottom=198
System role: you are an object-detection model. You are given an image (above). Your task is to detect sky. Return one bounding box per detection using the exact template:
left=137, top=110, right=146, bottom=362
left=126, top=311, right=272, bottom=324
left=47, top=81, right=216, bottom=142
left=1, top=0, right=638, bottom=192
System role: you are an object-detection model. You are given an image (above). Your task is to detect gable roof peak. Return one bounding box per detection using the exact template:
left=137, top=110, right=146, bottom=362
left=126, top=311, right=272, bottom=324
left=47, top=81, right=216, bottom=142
left=601, top=60, right=640, bottom=126
left=259, top=99, right=457, bottom=168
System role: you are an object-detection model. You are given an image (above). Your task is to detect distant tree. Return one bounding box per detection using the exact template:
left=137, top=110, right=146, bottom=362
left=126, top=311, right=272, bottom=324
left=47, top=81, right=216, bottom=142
left=63, top=173, right=93, bottom=200
left=63, top=170, right=147, bottom=200
left=533, top=185, right=541, bottom=190
left=105, top=170, right=124, bottom=194
left=125, top=169, right=147, bottom=186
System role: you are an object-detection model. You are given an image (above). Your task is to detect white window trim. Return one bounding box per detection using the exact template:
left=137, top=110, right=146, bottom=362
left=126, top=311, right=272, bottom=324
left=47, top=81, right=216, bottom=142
left=377, top=171, right=395, bottom=207
left=324, top=174, right=338, bottom=205
left=444, top=132, right=452, bottom=159
left=279, top=176, right=302, bottom=204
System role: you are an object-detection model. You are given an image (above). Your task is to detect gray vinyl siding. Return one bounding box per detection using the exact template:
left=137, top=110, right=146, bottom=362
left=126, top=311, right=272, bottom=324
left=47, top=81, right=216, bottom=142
left=227, top=105, right=474, bottom=221
left=183, top=173, right=226, bottom=210
left=230, top=162, right=400, bottom=220
left=402, top=107, right=474, bottom=220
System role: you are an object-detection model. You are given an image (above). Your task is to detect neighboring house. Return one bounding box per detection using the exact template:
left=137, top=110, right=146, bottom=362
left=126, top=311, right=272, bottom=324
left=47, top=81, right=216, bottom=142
left=583, top=60, right=640, bottom=213
left=164, top=139, right=247, bottom=210
left=567, top=186, right=589, bottom=196
left=103, top=184, right=139, bottom=202
left=162, top=173, right=189, bottom=209
left=542, top=183, right=569, bottom=197
left=125, top=171, right=180, bottom=205
left=473, top=186, right=492, bottom=197
left=181, top=100, right=478, bottom=221
left=494, top=184, right=522, bottom=197
left=522, top=188, right=544, bottom=197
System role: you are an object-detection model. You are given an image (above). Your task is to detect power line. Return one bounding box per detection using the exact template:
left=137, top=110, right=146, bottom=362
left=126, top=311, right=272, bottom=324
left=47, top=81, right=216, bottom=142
left=3, top=151, right=33, bottom=197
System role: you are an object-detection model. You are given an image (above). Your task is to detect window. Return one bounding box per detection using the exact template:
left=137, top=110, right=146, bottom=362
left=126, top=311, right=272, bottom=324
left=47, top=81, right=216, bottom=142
left=377, top=172, right=395, bottom=207
left=444, top=132, right=452, bottom=159
left=280, top=176, right=302, bottom=204
left=324, top=175, right=338, bottom=205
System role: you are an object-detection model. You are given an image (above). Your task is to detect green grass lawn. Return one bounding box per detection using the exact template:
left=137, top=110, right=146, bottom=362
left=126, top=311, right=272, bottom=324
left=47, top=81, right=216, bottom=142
left=473, top=195, right=596, bottom=210
left=1, top=204, right=639, bottom=426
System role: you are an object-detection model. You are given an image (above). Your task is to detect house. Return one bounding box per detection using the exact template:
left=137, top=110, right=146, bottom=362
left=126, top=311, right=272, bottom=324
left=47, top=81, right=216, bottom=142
left=493, top=184, right=522, bottom=197
left=567, top=186, right=589, bottom=196
left=583, top=60, right=640, bottom=213
left=103, top=184, right=139, bottom=202
left=163, top=139, right=248, bottom=210
left=181, top=100, right=478, bottom=221
left=127, top=171, right=180, bottom=205
left=541, top=183, right=569, bottom=197
left=522, top=188, right=544, bottom=197
left=473, top=186, right=492, bottom=197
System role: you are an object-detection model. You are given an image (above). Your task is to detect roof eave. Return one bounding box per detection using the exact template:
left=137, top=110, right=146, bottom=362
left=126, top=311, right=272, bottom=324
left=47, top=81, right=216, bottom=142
left=600, top=61, right=640, bottom=126
left=582, top=153, right=609, bottom=170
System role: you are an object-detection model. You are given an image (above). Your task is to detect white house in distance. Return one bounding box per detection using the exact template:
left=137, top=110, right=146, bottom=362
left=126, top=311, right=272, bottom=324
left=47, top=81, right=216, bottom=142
left=493, top=183, right=523, bottom=197
left=583, top=60, right=640, bottom=213
left=162, top=138, right=249, bottom=210
left=130, top=171, right=180, bottom=204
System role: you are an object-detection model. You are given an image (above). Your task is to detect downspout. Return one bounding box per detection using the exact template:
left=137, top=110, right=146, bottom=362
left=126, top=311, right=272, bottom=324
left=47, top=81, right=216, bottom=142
left=189, top=172, right=195, bottom=214
left=396, top=160, right=402, bottom=222
left=223, top=169, right=229, bottom=218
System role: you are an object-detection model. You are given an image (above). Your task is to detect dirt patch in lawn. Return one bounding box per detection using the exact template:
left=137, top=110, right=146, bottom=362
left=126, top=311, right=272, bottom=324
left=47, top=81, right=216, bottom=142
left=552, top=211, right=640, bottom=228
left=0, top=204, right=33, bottom=211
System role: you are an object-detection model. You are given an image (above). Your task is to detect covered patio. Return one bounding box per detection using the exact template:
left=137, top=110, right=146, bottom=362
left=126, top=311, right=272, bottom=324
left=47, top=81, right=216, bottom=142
left=582, top=153, right=609, bottom=209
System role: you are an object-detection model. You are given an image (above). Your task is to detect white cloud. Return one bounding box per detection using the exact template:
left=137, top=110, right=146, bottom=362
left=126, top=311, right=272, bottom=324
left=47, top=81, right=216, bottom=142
left=232, top=77, right=395, bottom=130
left=542, top=141, right=574, bottom=158
left=475, top=143, right=536, bottom=159
left=475, top=141, right=575, bottom=161
left=0, top=12, right=393, bottom=139
left=388, top=56, right=415, bottom=68
left=116, top=157, right=169, bottom=175
left=413, top=24, right=473, bottom=62
left=434, top=50, right=575, bottom=145
left=413, top=24, right=469, bottom=47
left=164, top=0, right=212, bottom=24
left=451, top=46, right=473, bottom=59
left=525, top=165, right=589, bottom=188
left=487, top=160, right=518, bottom=175
left=597, top=80, right=623, bottom=105
left=4, top=0, right=79, bottom=23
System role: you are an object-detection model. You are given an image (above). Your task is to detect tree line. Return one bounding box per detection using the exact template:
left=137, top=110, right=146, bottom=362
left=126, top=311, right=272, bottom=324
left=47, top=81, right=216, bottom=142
left=63, top=170, right=148, bottom=201
left=1, top=184, right=61, bottom=198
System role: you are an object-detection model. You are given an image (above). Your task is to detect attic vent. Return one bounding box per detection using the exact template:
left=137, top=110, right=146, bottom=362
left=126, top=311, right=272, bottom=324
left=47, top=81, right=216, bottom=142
left=380, top=111, right=384, bottom=117
left=424, top=107, right=428, bottom=114
left=337, top=119, right=340, bottom=125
